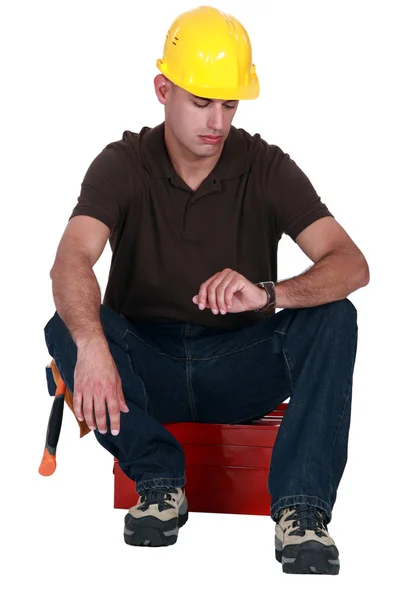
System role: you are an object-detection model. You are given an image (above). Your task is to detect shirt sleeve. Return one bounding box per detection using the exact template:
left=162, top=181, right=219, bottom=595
left=268, top=145, right=334, bottom=242
left=69, top=145, right=132, bottom=232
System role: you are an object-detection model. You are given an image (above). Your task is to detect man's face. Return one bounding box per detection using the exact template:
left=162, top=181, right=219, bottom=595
left=163, top=82, right=239, bottom=158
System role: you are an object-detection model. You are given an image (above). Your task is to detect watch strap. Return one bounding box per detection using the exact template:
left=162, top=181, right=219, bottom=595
left=254, top=281, right=276, bottom=312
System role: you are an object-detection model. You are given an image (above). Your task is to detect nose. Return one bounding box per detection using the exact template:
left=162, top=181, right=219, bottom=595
left=206, top=104, right=224, bottom=132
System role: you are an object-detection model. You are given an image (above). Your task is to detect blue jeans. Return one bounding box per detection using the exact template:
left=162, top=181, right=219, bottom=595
left=44, top=298, right=358, bottom=523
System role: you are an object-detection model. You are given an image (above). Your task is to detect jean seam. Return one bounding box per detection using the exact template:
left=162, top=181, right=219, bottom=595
left=123, top=337, right=134, bottom=371
left=282, top=347, right=294, bottom=393
left=122, top=331, right=150, bottom=415
left=123, top=329, right=185, bottom=359
left=124, top=329, right=274, bottom=360
left=327, top=324, right=357, bottom=502
left=271, top=494, right=330, bottom=515
left=192, top=336, right=275, bottom=360
left=141, top=380, right=149, bottom=415
left=104, top=322, right=129, bottom=342
left=275, top=331, right=294, bottom=393
left=183, top=325, right=198, bottom=421
left=272, top=494, right=328, bottom=504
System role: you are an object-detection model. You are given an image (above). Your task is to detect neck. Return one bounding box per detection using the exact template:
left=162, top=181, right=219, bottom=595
left=164, top=122, right=223, bottom=188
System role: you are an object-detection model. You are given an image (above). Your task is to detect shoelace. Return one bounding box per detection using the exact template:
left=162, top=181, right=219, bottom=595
left=138, top=487, right=179, bottom=512
left=285, top=505, right=328, bottom=538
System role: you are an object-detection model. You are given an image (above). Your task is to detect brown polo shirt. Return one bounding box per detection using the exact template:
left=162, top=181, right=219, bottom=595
left=70, top=122, right=333, bottom=330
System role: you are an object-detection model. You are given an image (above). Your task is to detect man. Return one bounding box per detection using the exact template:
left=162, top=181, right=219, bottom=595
left=44, top=5, right=369, bottom=574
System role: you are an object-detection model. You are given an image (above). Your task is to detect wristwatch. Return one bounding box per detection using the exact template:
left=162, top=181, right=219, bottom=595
left=254, top=281, right=276, bottom=312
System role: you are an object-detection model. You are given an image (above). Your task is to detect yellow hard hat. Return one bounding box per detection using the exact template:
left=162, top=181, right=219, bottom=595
left=156, top=6, right=259, bottom=100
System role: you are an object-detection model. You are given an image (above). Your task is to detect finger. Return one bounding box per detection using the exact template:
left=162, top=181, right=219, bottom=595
left=93, top=388, right=108, bottom=433
left=118, top=384, right=129, bottom=413
left=217, top=272, right=237, bottom=314
left=208, top=270, right=230, bottom=314
left=193, top=294, right=212, bottom=310
left=73, top=386, right=84, bottom=422
left=192, top=294, right=210, bottom=310
left=192, top=296, right=210, bottom=310
left=224, top=276, right=244, bottom=311
left=106, top=395, right=121, bottom=436
left=82, top=389, right=96, bottom=430
left=197, top=272, right=220, bottom=310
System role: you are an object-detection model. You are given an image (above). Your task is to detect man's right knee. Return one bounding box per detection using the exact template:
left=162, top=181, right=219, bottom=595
left=44, top=311, right=70, bottom=348
left=44, top=305, right=131, bottom=352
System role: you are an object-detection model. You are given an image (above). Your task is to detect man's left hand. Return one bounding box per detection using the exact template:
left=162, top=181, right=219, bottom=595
left=192, top=268, right=267, bottom=315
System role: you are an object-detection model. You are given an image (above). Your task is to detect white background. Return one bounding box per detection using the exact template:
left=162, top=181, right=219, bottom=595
left=1, top=0, right=398, bottom=597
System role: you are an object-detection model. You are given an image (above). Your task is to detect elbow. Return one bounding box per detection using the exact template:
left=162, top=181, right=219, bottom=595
left=50, top=261, right=62, bottom=280
left=363, top=264, right=370, bottom=287
left=357, top=254, right=370, bottom=288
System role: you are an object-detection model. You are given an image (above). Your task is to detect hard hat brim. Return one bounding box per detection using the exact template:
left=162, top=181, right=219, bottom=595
left=156, top=59, right=260, bottom=100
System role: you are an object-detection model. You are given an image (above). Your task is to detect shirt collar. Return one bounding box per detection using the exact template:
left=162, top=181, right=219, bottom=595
left=139, top=121, right=248, bottom=181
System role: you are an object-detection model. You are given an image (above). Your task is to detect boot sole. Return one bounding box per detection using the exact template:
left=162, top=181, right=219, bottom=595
left=124, top=504, right=189, bottom=547
left=275, top=539, right=340, bottom=575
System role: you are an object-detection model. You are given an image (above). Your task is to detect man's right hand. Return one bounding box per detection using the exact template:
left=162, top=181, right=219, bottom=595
left=73, top=337, right=129, bottom=435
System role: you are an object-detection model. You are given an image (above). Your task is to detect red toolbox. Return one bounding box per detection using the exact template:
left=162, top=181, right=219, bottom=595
left=114, top=402, right=288, bottom=516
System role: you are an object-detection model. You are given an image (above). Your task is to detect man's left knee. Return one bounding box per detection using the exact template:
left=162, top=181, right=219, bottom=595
left=328, top=298, right=358, bottom=323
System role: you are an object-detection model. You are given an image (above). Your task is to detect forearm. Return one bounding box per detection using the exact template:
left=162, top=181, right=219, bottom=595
left=50, top=257, right=107, bottom=347
left=275, top=250, right=369, bottom=309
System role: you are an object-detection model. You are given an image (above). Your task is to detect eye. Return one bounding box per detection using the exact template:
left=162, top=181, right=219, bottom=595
left=193, top=101, right=237, bottom=110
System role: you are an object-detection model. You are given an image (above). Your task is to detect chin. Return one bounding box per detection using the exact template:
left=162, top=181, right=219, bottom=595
left=196, top=142, right=221, bottom=155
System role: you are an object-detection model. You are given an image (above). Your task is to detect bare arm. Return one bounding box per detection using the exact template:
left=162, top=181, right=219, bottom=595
left=275, top=217, right=370, bottom=309
left=49, top=215, right=129, bottom=434
left=50, top=215, right=110, bottom=347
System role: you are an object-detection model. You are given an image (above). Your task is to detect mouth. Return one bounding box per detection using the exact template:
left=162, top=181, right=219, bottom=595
left=199, top=135, right=223, bottom=144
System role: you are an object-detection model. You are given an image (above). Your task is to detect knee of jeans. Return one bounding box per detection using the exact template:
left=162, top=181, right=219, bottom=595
left=331, top=298, right=357, bottom=320
left=322, top=299, right=358, bottom=332
left=44, top=311, right=65, bottom=344
left=302, top=299, right=357, bottom=331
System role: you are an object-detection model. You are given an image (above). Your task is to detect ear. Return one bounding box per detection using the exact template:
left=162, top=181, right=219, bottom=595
left=154, top=74, right=173, bottom=105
